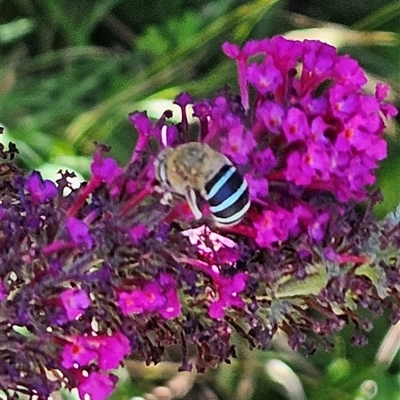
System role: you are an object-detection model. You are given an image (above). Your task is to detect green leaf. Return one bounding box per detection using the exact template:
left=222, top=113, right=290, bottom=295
left=0, top=19, right=34, bottom=44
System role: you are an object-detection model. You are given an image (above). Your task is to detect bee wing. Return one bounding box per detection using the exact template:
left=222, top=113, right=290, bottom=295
left=185, top=187, right=202, bottom=220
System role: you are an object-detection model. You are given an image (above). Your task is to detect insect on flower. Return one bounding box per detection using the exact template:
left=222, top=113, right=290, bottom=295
left=155, top=133, right=250, bottom=227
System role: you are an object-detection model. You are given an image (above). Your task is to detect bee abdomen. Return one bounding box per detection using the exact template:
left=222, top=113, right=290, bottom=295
left=204, top=165, right=250, bottom=226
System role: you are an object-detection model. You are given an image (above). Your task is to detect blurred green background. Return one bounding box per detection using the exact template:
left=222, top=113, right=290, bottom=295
left=1, top=1, right=399, bottom=399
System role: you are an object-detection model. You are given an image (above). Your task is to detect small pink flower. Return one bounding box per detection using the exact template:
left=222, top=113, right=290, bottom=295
left=285, top=151, right=316, bottom=186
left=247, top=59, right=283, bottom=95
left=118, top=275, right=181, bottom=320
left=181, top=225, right=237, bottom=255
left=62, top=331, right=130, bottom=372
left=221, top=126, right=256, bottom=164
left=61, top=336, right=97, bottom=368
left=117, top=291, right=137, bottom=315
left=209, top=272, right=248, bottom=319
left=61, top=289, right=90, bottom=320
left=282, top=108, right=310, bottom=143
left=95, top=331, right=131, bottom=370
left=174, top=91, right=193, bottom=108
left=159, top=288, right=181, bottom=319
left=256, top=101, right=284, bottom=135
left=78, top=372, right=116, bottom=400
left=91, top=154, right=122, bottom=184
left=66, top=217, right=93, bottom=249
left=128, top=111, right=152, bottom=136
left=24, top=171, right=57, bottom=204
left=329, top=85, right=359, bottom=118
left=309, top=211, right=330, bottom=243
left=247, top=176, right=269, bottom=200
left=118, top=283, right=165, bottom=316
left=254, top=209, right=296, bottom=248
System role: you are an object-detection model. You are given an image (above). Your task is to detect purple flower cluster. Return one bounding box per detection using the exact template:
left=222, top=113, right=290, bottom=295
left=0, top=36, right=399, bottom=400
left=220, top=36, right=397, bottom=247
left=61, top=332, right=129, bottom=399
left=118, top=273, right=181, bottom=319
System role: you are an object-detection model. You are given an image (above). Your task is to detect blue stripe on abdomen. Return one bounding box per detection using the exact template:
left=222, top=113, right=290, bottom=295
left=206, top=167, right=243, bottom=207
left=212, top=185, right=250, bottom=220
left=206, top=166, right=250, bottom=225
left=204, top=165, right=235, bottom=201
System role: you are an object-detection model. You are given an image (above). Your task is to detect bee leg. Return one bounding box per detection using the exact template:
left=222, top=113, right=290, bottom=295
left=185, top=187, right=202, bottom=220
left=160, top=191, right=174, bottom=205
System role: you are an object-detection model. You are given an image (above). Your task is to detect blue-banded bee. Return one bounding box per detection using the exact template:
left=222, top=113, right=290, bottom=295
left=155, top=142, right=250, bottom=227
